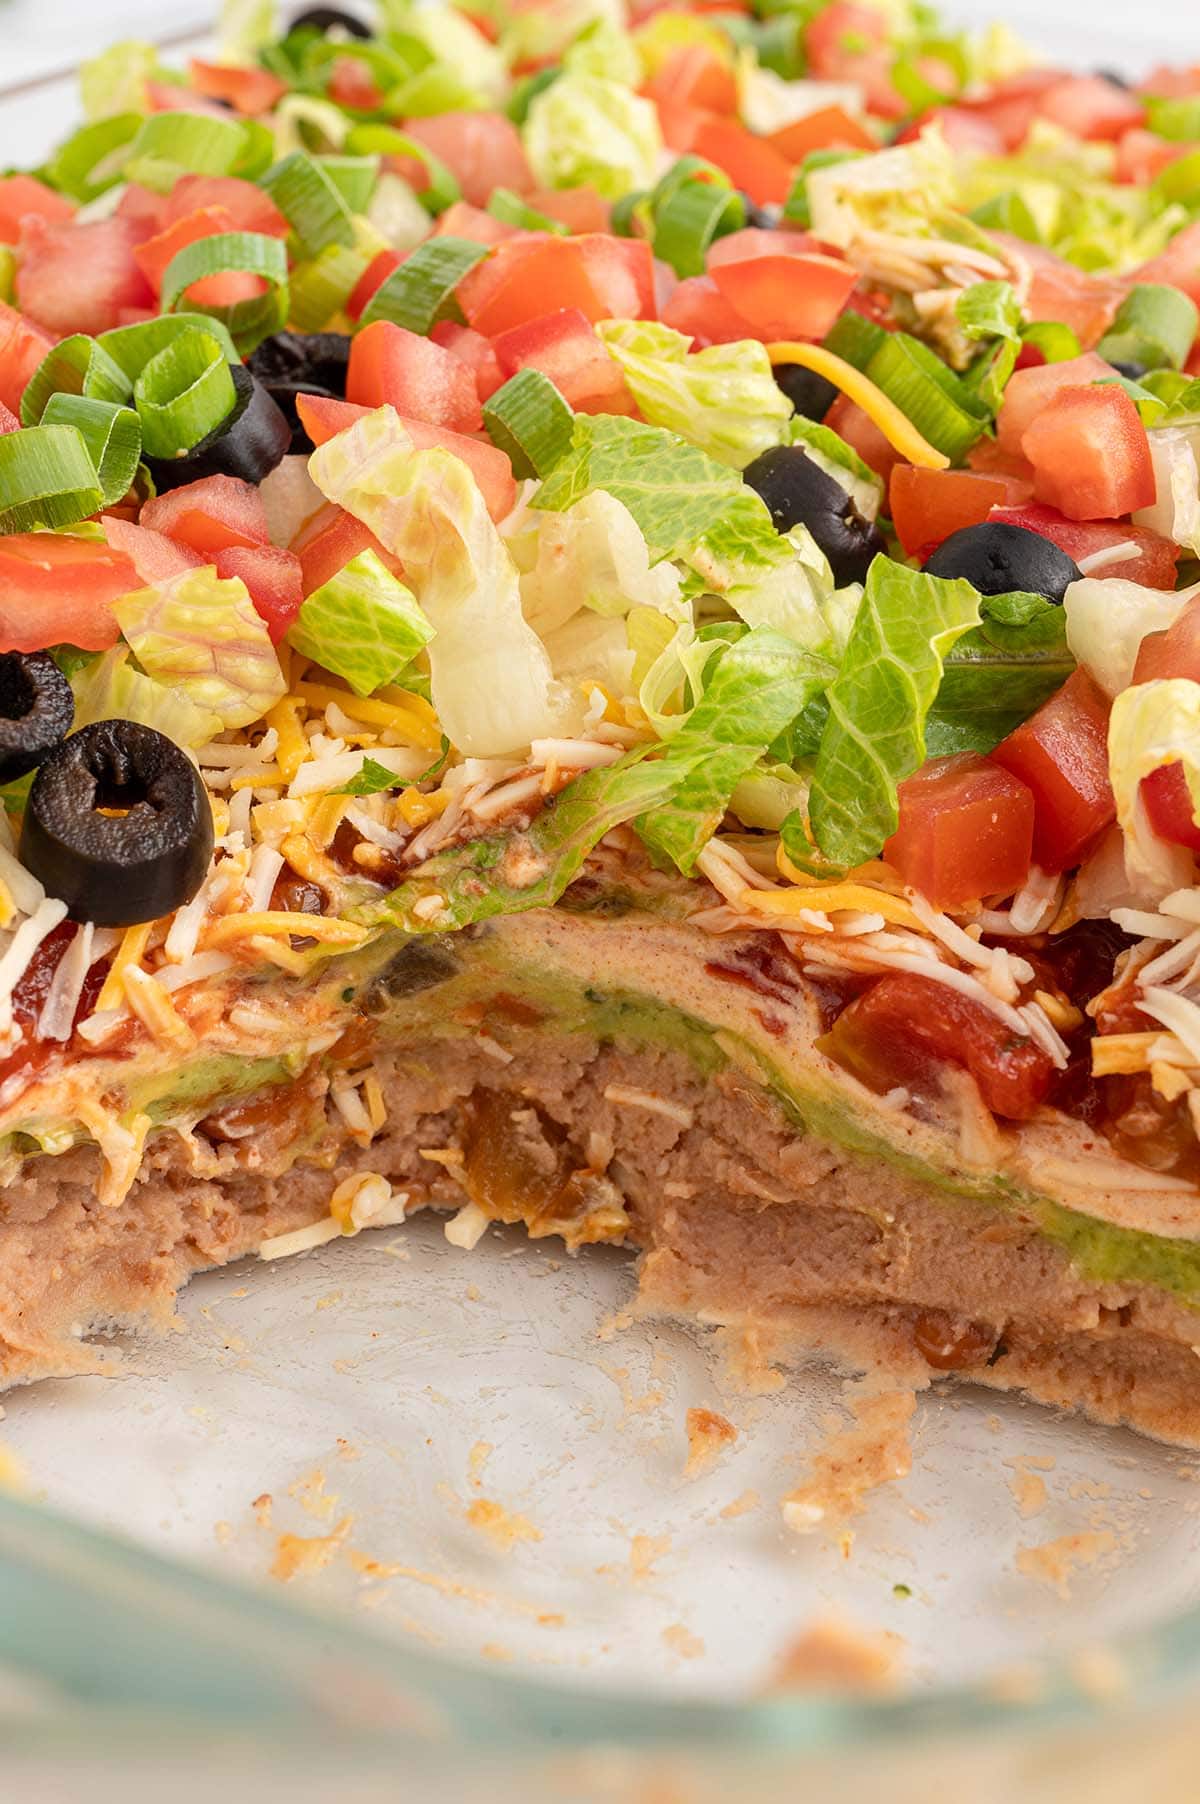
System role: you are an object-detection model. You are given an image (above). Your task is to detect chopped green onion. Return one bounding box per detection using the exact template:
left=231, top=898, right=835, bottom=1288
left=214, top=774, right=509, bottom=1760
left=160, top=232, right=290, bottom=356
left=40, top=395, right=142, bottom=507
left=388, top=65, right=478, bottom=119
left=19, top=334, right=132, bottom=426
left=507, top=66, right=561, bottom=126
left=650, top=154, right=731, bottom=217
left=1019, top=320, right=1081, bottom=363
left=98, top=312, right=241, bottom=380
left=1145, top=95, right=1200, bottom=143
left=261, top=151, right=355, bottom=256
left=0, top=424, right=103, bottom=532
left=482, top=370, right=574, bottom=479
left=344, top=124, right=461, bottom=215
left=320, top=154, right=380, bottom=214
left=123, top=110, right=253, bottom=193
left=609, top=191, right=648, bottom=237
left=359, top=236, right=487, bottom=335
left=1141, top=368, right=1193, bottom=406
left=289, top=242, right=371, bottom=331
left=1098, top=283, right=1200, bottom=373
left=890, top=37, right=967, bottom=112
left=133, top=329, right=237, bottom=459
left=864, top=333, right=989, bottom=459
left=822, top=309, right=888, bottom=370
left=653, top=180, right=745, bottom=279
left=1153, top=148, right=1200, bottom=205
left=41, top=113, right=142, bottom=203
left=487, top=188, right=568, bottom=235
left=233, top=120, right=276, bottom=184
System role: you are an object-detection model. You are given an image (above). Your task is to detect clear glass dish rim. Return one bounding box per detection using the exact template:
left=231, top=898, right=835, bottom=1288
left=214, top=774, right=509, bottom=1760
left=3, top=20, right=1200, bottom=1762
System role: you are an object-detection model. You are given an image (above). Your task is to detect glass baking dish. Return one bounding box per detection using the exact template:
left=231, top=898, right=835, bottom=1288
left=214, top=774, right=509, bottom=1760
left=5, top=11, right=1200, bottom=1799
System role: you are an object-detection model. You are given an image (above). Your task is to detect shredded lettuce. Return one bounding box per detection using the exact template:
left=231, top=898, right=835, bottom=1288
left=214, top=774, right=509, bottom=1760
left=309, top=406, right=580, bottom=754
left=737, top=64, right=866, bottom=139
left=808, top=561, right=982, bottom=867
left=955, top=279, right=1022, bottom=344
left=70, top=646, right=222, bottom=749
left=1108, top=679, right=1200, bottom=892
left=563, top=18, right=642, bottom=86
left=807, top=131, right=955, bottom=250
left=523, top=73, right=662, bottom=200
left=632, top=9, right=730, bottom=79
left=79, top=42, right=162, bottom=120
left=1134, top=424, right=1200, bottom=556
left=596, top=321, right=793, bottom=470
left=502, top=0, right=626, bottom=71
left=520, top=490, right=685, bottom=635
left=289, top=550, right=434, bottom=698
left=381, top=3, right=508, bottom=108
left=113, top=568, right=285, bottom=732
left=1065, top=577, right=1190, bottom=699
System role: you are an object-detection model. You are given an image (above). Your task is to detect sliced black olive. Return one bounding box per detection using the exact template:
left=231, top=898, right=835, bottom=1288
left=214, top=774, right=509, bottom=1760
left=22, top=721, right=214, bottom=926
left=742, top=444, right=885, bottom=586
left=772, top=361, right=839, bottom=421
left=1110, top=357, right=1149, bottom=382
left=247, top=331, right=351, bottom=452
left=0, top=653, right=74, bottom=787
left=1094, top=67, right=1132, bottom=90
left=290, top=5, right=371, bottom=35
left=921, top=521, right=1081, bottom=605
left=735, top=194, right=778, bottom=231
left=144, top=365, right=292, bottom=493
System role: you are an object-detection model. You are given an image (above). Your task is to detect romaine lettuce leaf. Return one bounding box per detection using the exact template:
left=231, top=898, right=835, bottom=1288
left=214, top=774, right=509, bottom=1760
left=596, top=320, right=793, bottom=469
left=1065, top=576, right=1189, bottom=698
left=935, top=589, right=1073, bottom=726
left=380, top=2, right=508, bottom=106
left=955, top=279, right=1022, bottom=344
left=523, top=73, right=662, bottom=199
left=563, top=18, right=642, bottom=85
left=807, top=130, right=955, bottom=250
left=1108, top=678, right=1200, bottom=891
left=309, top=405, right=580, bottom=754
left=70, top=646, right=223, bottom=749
left=1134, top=424, right=1200, bottom=555
left=289, top=550, right=434, bottom=697
left=519, top=490, right=685, bottom=637
left=114, top=568, right=285, bottom=731
left=808, top=560, right=982, bottom=867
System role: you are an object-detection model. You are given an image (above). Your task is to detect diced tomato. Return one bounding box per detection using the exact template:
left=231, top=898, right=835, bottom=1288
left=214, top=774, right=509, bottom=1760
left=1142, top=64, right=1200, bottom=99
left=293, top=504, right=399, bottom=597
left=492, top=307, right=633, bottom=414
left=525, top=186, right=610, bottom=235
left=805, top=1, right=906, bottom=119
left=653, top=98, right=713, bottom=154
left=294, top=394, right=518, bottom=522
left=1115, top=128, right=1195, bottom=186
left=995, top=350, right=1117, bottom=456
left=347, top=249, right=403, bottom=321
left=188, top=58, right=288, bottom=116
left=889, top=467, right=1033, bottom=558
left=434, top=201, right=520, bottom=245
left=966, top=433, right=1036, bottom=487
left=1141, top=763, right=1200, bottom=853
left=100, top=515, right=203, bottom=584
left=825, top=394, right=903, bottom=485
left=133, top=204, right=236, bottom=296
left=0, top=174, right=73, bottom=245
left=990, top=233, right=1124, bottom=349
left=643, top=46, right=738, bottom=115
left=660, top=273, right=756, bottom=345
left=706, top=227, right=816, bottom=268
left=15, top=215, right=153, bottom=338
left=894, top=105, right=1006, bottom=155
left=991, top=668, right=1115, bottom=872
left=346, top=320, right=483, bottom=433
left=213, top=545, right=303, bottom=641
left=162, top=174, right=289, bottom=239
left=689, top=117, right=795, bottom=206
left=823, top=971, right=1053, bottom=1118
left=990, top=502, right=1180, bottom=591
left=116, top=183, right=168, bottom=236
left=140, top=474, right=270, bottom=557
left=329, top=56, right=385, bottom=113
left=402, top=111, right=534, bottom=207
left=458, top=234, right=655, bottom=336
left=884, top=752, right=1035, bottom=909
left=766, top=105, right=877, bottom=161
left=1133, top=592, right=1200, bottom=685
left=0, top=533, right=139, bottom=652
left=0, top=401, right=18, bottom=434
left=0, top=298, right=54, bottom=415
left=1035, top=75, right=1145, bottom=142
left=1134, top=222, right=1200, bottom=312
left=1021, top=384, right=1155, bottom=521
left=430, top=320, right=504, bottom=401
left=709, top=252, right=857, bottom=341
left=145, top=80, right=228, bottom=117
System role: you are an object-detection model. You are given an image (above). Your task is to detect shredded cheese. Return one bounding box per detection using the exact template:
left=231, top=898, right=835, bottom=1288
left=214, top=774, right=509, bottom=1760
left=764, top=341, right=950, bottom=469
left=95, top=921, right=154, bottom=1014
left=740, top=882, right=922, bottom=929
left=203, top=910, right=368, bottom=949
left=122, top=965, right=196, bottom=1052
left=292, top=683, right=441, bottom=750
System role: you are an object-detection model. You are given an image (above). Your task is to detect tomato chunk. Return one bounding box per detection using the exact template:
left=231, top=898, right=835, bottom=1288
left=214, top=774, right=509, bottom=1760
left=689, top=117, right=795, bottom=206
left=1020, top=384, right=1155, bottom=521
left=292, top=504, right=401, bottom=597
left=430, top=320, right=504, bottom=401
left=1035, top=74, right=1145, bottom=141
left=995, top=351, right=1116, bottom=457
left=347, top=249, right=403, bottom=321
left=0, top=401, right=19, bottom=435
left=214, top=545, right=303, bottom=642
left=990, top=502, right=1179, bottom=591
left=766, top=106, right=877, bottom=160
left=1133, top=592, right=1200, bottom=684
left=884, top=753, right=1034, bottom=908
left=491, top=307, right=633, bottom=413
left=101, top=515, right=204, bottom=584
left=0, top=298, right=54, bottom=415
left=889, top=466, right=1032, bottom=557
left=708, top=253, right=857, bottom=341
left=643, top=46, right=739, bottom=116
left=0, top=533, right=138, bottom=652
left=140, top=474, right=270, bottom=557
left=0, top=174, right=73, bottom=244
left=402, top=111, right=534, bottom=207
left=805, top=1, right=906, bottom=119
left=188, top=58, right=288, bottom=115
left=162, top=175, right=289, bottom=239
left=822, top=972, right=1053, bottom=1119
left=346, top=319, right=483, bottom=432
left=133, top=205, right=237, bottom=296
left=458, top=234, right=655, bottom=336
left=991, top=668, right=1115, bottom=872
left=16, top=215, right=153, bottom=338
left=525, top=186, right=610, bottom=235
left=1141, top=763, right=1200, bottom=853
left=1134, top=221, right=1200, bottom=312
left=434, top=201, right=520, bottom=245
left=824, top=394, right=903, bottom=485
left=660, top=273, right=756, bottom=345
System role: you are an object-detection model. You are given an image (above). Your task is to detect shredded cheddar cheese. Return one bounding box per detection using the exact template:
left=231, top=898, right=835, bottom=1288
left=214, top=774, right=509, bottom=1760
left=267, top=694, right=308, bottom=784
left=204, top=910, right=369, bottom=948
left=95, top=921, right=154, bottom=1013
left=292, top=683, right=441, bottom=750
left=122, top=965, right=196, bottom=1053
left=765, top=341, right=951, bottom=470
left=741, top=883, right=922, bottom=929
